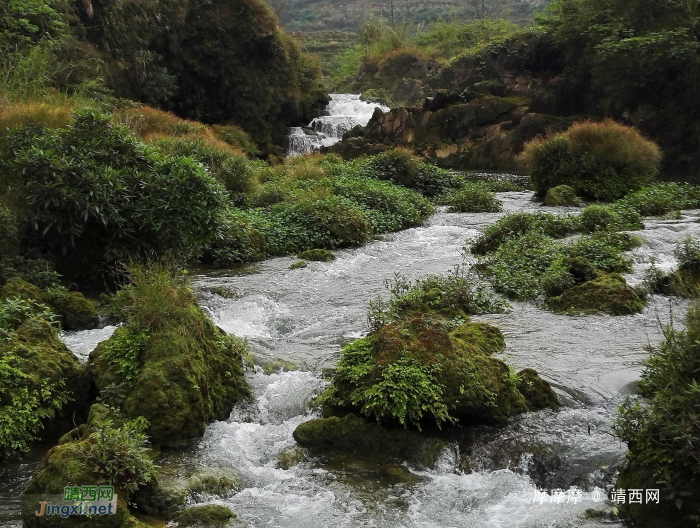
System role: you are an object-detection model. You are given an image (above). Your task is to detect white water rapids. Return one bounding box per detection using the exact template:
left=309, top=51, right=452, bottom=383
left=6, top=192, right=696, bottom=528
left=287, top=94, right=390, bottom=156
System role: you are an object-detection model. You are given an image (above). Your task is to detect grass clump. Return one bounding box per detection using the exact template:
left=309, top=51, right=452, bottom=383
left=521, top=120, right=662, bottom=201
left=438, top=183, right=502, bottom=213
left=614, top=304, right=700, bottom=526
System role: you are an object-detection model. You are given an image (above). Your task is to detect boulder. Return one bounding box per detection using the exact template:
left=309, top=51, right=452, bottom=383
left=543, top=185, right=580, bottom=206
left=173, top=505, right=235, bottom=528
left=546, top=273, right=646, bottom=315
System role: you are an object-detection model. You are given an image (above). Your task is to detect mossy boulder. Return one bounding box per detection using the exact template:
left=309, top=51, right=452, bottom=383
left=327, top=316, right=556, bottom=429
left=173, top=505, right=235, bottom=528
left=543, top=185, right=580, bottom=206
left=546, top=273, right=646, bottom=315
left=562, top=257, right=598, bottom=284
left=293, top=413, right=438, bottom=462
left=136, top=467, right=241, bottom=517
left=1, top=278, right=99, bottom=331
left=516, top=368, right=560, bottom=411
left=21, top=406, right=134, bottom=528
left=0, top=318, right=93, bottom=459
left=89, top=266, right=250, bottom=447
left=289, top=260, right=308, bottom=270
left=298, top=249, right=335, bottom=262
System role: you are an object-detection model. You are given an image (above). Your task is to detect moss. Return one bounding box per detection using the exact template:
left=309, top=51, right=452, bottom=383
left=543, top=185, right=580, bottom=206
left=21, top=405, right=134, bottom=528
left=449, top=321, right=506, bottom=355
left=293, top=413, right=436, bottom=461
left=278, top=447, right=307, bottom=469
left=1, top=278, right=99, bottom=331
left=289, top=260, right=308, bottom=270
left=173, top=505, right=235, bottom=527
left=562, top=257, right=598, bottom=283
left=516, top=368, right=560, bottom=411
left=328, top=315, right=555, bottom=428
left=0, top=318, right=93, bottom=458
left=262, top=359, right=298, bottom=374
left=298, top=249, right=336, bottom=262
left=89, top=266, right=250, bottom=447
left=546, top=273, right=646, bottom=315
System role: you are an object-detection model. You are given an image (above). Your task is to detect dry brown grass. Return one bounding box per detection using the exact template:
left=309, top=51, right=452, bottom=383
left=0, top=101, right=74, bottom=130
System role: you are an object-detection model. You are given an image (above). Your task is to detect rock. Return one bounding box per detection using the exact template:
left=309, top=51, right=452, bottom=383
left=21, top=405, right=135, bottom=528
left=543, top=185, right=580, bottom=206
left=0, top=318, right=93, bottom=457
left=298, top=249, right=335, bottom=262
left=89, top=268, right=250, bottom=447
left=1, top=277, right=99, bottom=331
left=470, top=81, right=509, bottom=97
left=546, top=273, right=646, bottom=315
left=293, top=413, right=440, bottom=462
left=289, top=260, right=307, bottom=269
left=173, top=505, right=235, bottom=528
left=277, top=447, right=307, bottom=469
left=328, top=316, right=557, bottom=428
left=516, top=368, right=560, bottom=410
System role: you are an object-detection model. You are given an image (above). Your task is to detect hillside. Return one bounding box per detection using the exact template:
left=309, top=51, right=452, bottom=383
left=270, top=0, right=551, bottom=32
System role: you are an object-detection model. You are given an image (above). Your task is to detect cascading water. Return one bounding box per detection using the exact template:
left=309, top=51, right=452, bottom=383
left=287, top=94, right=390, bottom=156
left=19, top=192, right=698, bottom=528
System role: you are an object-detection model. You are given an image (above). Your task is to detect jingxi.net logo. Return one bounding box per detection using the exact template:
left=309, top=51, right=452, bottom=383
left=30, top=485, right=117, bottom=518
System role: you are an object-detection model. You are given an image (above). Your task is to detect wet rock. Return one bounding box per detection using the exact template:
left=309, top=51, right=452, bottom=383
left=516, top=368, right=560, bottom=410
left=546, top=273, right=646, bottom=315
left=289, top=260, right=308, bottom=269
left=293, top=413, right=438, bottom=462
left=298, top=249, right=335, bottom=262
left=1, top=277, right=99, bottom=331
left=543, top=185, right=580, bottom=206
left=277, top=447, right=308, bottom=469
left=449, top=321, right=506, bottom=355
left=173, top=505, right=235, bottom=527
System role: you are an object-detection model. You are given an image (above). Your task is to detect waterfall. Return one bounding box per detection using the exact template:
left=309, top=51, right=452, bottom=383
left=287, top=93, right=390, bottom=156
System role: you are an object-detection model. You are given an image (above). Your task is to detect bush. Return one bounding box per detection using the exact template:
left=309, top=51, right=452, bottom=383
left=577, top=203, right=644, bottom=233
left=470, top=211, right=578, bottom=255
left=365, top=149, right=461, bottom=197
left=521, top=120, right=662, bottom=201
left=614, top=304, right=700, bottom=526
left=1, top=110, right=229, bottom=278
left=439, top=183, right=502, bottom=213
left=206, top=208, right=268, bottom=266
left=152, top=137, right=258, bottom=198
left=330, top=175, right=434, bottom=232
left=619, top=183, right=700, bottom=216
left=0, top=297, right=58, bottom=332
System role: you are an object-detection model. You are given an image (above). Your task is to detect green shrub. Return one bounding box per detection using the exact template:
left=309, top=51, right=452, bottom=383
left=206, top=208, right=268, bottom=266
left=577, top=203, right=644, bottom=232
left=614, top=304, right=700, bottom=525
left=470, top=211, right=578, bottom=255
left=619, top=183, right=700, bottom=217
left=81, top=416, right=158, bottom=497
left=566, top=233, right=634, bottom=273
left=0, top=297, right=58, bottom=332
left=521, top=120, right=662, bottom=201
left=439, top=183, right=502, bottom=213
left=0, top=204, right=19, bottom=257
left=477, top=230, right=567, bottom=300
left=152, top=137, right=258, bottom=198
left=368, top=266, right=509, bottom=330
left=329, top=175, right=434, bottom=232
left=1, top=111, right=229, bottom=277
left=365, top=149, right=461, bottom=197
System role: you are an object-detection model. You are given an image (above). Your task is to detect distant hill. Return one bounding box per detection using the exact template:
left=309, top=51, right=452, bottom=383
left=267, top=0, right=551, bottom=32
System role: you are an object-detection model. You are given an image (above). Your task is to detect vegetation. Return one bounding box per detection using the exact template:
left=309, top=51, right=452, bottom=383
left=614, top=303, right=700, bottom=526
left=438, top=183, right=503, bottom=213
left=91, top=264, right=250, bottom=447
left=521, top=120, right=662, bottom=201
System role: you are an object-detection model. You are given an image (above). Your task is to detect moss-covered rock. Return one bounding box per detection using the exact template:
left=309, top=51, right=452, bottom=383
left=327, top=316, right=555, bottom=428
left=298, top=249, right=335, bottom=262
left=21, top=406, right=140, bottom=528
left=173, top=505, right=235, bottom=528
left=293, top=413, right=437, bottom=462
left=546, top=273, right=646, bottom=315
left=0, top=318, right=93, bottom=459
left=543, top=185, right=580, bottom=206
left=1, top=278, right=99, bottom=331
left=562, top=257, right=598, bottom=284
left=90, top=266, right=250, bottom=447
left=277, top=447, right=307, bottom=469
left=289, top=260, right=308, bottom=269
left=516, top=368, right=560, bottom=411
